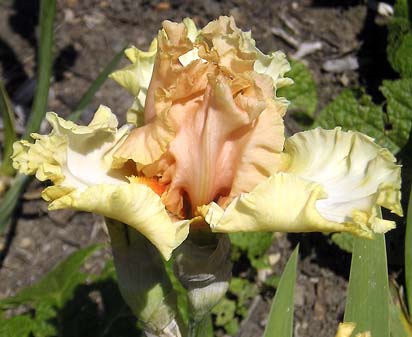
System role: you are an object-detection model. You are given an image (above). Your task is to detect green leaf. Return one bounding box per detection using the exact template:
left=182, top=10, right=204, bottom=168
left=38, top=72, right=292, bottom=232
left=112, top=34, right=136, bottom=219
left=263, top=274, right=281, bottom=289
left=212, top=297, right=238, bottom=335
left=0, top=79, right=17, bottom=176
left=0, top=315, right=34, bottom=337
left=230, top=278, right=259, bottom=317
left=263, top=245, right=299, bottom=337
left=0, top=174, right=31, bottom=232
left=389, top=281, right=412, bottom=337
left=315, top=89, right=398, bottom=152
left=31, top=302, right=57, bottom=337
left=381, top=79, right=412, bottom=153
left=67, top=47, right=125, bottom=122
left=0, top=0, right=55, bottom=232
left=331, top=233, right=354, bottom=253
left=278, top=59, right=317, bottom=122
left=406, top=182, right=412, bottom=314
left=0, top=249, right=142, bottom=337
left=229, top=232, right=274, bottom=269
left=212, top=297, right=236, bottom=327
left=344, top=212, right=390, bottom=337
left=188, top=314, right=213, bottom=337
left=24, top=0, right=56, bottom=139
left=164, top=259, right=189, bottom=326
left=316, top=82, right=412, bottom=155
left=0, top=5, right=122, bottom=233
left=387, top=0, right=412, bottom=78
left=0, top=244, right=102, bottom=308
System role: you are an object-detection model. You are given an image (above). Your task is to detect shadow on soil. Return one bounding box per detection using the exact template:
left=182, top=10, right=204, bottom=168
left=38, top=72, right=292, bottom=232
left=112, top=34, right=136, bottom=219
left=50, top=279, right=142, bottom=337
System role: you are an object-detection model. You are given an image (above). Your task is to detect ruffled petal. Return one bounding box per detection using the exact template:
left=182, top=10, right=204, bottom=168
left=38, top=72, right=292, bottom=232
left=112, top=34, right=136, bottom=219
left=199, top=16, right=256, bottom=75
left=254, top=49, right=294, bottom=92
left=284, top=128, right=402, bottom=228
left=200, top=16, right=292, bottom=91
left=43, top=182, right=189, bottom=259
left=12, top=105, right=129, bottom=188
left=12, top=107, right=189, bottom=259
left=110, top=39, right=157, bottom=126
left=160, top=74, right=258, bottom=214
left=113, top=20, right=212, bottom=169
left=227, top=97, right=286, bottom=203
left=206, top=128, right=401, bottom=237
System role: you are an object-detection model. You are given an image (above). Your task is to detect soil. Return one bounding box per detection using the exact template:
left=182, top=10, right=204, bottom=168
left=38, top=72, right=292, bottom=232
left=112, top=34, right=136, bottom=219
left=0, top=1, right=395, bottom=336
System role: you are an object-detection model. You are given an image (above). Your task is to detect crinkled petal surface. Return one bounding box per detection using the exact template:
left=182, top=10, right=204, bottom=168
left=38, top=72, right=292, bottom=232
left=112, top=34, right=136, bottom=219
left=110, top=39, right=157, bottom=126
left=206, top=128, right=402, bottom=237
left=12, top=107, right=189, bottom=259
left=44, top=182, right=189, bottom=260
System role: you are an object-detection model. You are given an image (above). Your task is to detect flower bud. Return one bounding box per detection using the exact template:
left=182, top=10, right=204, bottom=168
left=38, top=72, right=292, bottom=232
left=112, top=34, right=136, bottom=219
left=173, top=230, right=232, bottom=322
left=106, top=218, right=183, bottom=337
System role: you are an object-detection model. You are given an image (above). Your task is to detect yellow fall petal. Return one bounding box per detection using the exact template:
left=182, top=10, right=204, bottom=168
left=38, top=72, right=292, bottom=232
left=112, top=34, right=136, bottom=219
left=285, top=128, right=402, bottom=229
left=206, top=128, right=401, bottom=237
left=12, top=105, right=126, bottom=187
left=12, top=107, right=189, bottom=259
left=43, top=182, right=189, bottom=260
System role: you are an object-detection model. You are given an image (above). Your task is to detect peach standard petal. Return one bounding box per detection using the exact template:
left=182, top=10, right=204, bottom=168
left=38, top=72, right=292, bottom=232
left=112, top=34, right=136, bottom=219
left=114, top=17, right=290, bottom=218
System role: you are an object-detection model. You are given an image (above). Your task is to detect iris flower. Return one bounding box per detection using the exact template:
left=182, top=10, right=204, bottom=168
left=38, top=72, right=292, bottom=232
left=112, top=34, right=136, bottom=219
left=12, top=17, right=402, bottom=260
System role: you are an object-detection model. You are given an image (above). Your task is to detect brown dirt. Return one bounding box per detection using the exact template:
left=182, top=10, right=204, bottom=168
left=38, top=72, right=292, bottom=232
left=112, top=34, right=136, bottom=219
left=0, top=1, right=390, bottom=336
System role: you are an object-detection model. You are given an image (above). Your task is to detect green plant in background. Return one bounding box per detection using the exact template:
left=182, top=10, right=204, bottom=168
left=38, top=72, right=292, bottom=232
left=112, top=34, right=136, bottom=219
left=277, top=59, right=318, bottom=126
left=1, top=2, right=411, bottom=337
left=0, top=0, right=56, bottom=230
left=0, top=0, right=124, bottom=231
left=0, top=245, right=142, bottom=337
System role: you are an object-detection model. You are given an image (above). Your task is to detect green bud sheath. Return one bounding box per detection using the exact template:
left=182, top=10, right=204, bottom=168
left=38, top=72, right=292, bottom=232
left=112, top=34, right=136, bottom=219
left=106, top=218, right=184, bottom=336
left=173, top=231, right=232, bottom=323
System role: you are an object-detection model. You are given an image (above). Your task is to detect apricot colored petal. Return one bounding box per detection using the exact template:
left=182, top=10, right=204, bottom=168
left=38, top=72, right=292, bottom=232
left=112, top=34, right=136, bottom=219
left=228, top=99, right=286, bottom=201
left=162, top=74, right=263, bottom=214
left=114, top=60, right=212, bottom=167
left=200, top=16, right=255, bottom=74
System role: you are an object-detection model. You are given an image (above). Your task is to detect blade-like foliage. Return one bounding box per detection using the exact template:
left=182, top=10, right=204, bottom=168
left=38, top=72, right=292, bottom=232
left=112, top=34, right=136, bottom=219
left=67, top=47, right=125, bottom=122
left=0, top=244, right=101, bottom=308
left=263, top=245, right=299, bottom=337
left=0, top=245, right=142, bottom=337
left=0, top=80, right=17, bottom=176
left=23, top=0, right=56, bottom=139
left=344, top=211, right=390, bottom=337
left=389, top=281, right=412, bottom=337
left=0, top=174, right=30, bottom=231
left=0, top=5, right=121, bottom=232
left=406, top=184, right=412, bottom=313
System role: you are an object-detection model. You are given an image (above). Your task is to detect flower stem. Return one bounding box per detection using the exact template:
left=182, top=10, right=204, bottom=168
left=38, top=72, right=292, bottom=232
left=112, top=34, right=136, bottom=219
left=188, top=315, right=213, bottom=337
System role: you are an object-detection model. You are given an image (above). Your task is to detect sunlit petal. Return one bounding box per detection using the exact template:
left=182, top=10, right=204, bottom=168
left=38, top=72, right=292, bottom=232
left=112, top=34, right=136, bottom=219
left=206, top=128, right=402, bottom=237
left=12, top=107, right=189, bottom=259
